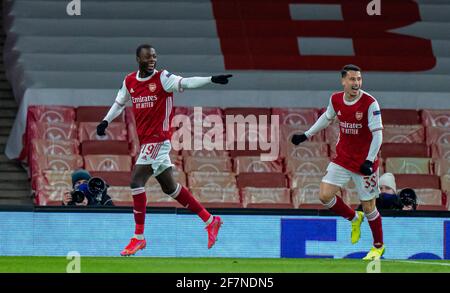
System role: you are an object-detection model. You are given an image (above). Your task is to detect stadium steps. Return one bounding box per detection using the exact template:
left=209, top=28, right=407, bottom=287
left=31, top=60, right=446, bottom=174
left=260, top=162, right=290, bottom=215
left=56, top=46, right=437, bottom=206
left=0, top=2, right=32, bottom=207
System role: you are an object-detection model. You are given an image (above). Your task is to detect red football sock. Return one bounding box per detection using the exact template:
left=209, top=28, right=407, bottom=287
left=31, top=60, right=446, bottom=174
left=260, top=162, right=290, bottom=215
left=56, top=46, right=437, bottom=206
left=132, top=187, right=147, bottom=235
left=323, top=195, right=356, bottom=221
left=172, top=185, right=212, bottom=223
left=366, top=209, right=384, bottom=248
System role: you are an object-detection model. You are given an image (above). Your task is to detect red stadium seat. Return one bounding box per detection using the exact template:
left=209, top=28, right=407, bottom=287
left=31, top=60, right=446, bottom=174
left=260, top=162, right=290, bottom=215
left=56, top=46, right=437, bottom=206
left=224, top=107, right=272, bottom=123
left=146, top=187, right=181, bottom=208
left=431, top=143, right=450, bottom=160
left=31, top=139, right=79, bottom=156
left=228, top=148, right=273, bottom=158
left=380, top=143, right=429, bottom=159
left=421, top=109, right=450, bottom=127
left=78, top=122, right=127, bottom=142
left=271, top=108, right=319, bottom=126
left=426, top=126, right=450, bottom=145
left=401, top=188, right=443, bottom=206
left=395, top=174, right=440, bottom=189
left=286, top=157, right=328, bottom=176
left=281, top=125, right=324, bottom=143
left=381, top=109, right=420, bottom=125
left=289, top=174, right=323, bottom=190
left=282, top=141, right=329, bottom=159
left=35, top=188, right=65, bottom=206
left=433, top=159, right=450, bottom=176
left=76, top=106, right=125, bottom=122
left=21, top=106, right=76, bottom=160
left=31, top=154, right=83, bottom=178
left=385, top=158, right=431, bottom=174
left=242, top=187, right=293, bottom=208
left=181, top=149, right=230, bottom=157
left=291, top=174, right=349, bottom=209
left=190, top=187, right=242, bottom=208
left=34, top=170, right=73, bottom=191
left=29, top=122, right=78, bottom=141
left=416, top=205, right=448, bottom=211
left=27, top=105, right=76, bottom=124
left=182, top=106, right=224, bottom=123
left=292, top=186, right=323, bottom=209
left=184, top=156, right=232, bottom=173
left=146, top=170, right=187, bottom=188
left=383, top=125, right=424, bottom=143
left=188, top=171, right=237, bottom=189
left=441, top=175, right=450, bottom=193
left=237, top=173, right=287, bottom=188
left=90, top=171, right=131, bottom=186
left=108, top=186, right=179, bottom=207
left=107, top=186, right=132, bottom=206
left=81, top=141, right=129, bottom=155
left=233, top=156, right=283, bottom=174
left=84, top=155, right=132, bottom=172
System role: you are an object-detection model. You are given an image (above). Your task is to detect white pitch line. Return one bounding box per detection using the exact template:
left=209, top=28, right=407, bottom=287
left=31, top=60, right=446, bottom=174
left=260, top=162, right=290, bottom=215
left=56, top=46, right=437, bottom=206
left=384, top=260, right=450, bottom=267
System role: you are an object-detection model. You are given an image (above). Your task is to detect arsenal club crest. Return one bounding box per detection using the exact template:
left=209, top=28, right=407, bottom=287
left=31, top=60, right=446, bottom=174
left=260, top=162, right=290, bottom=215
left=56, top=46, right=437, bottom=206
left=148, top=83, right=156, bottom=92
left=355, top=111, right=363, bottom=121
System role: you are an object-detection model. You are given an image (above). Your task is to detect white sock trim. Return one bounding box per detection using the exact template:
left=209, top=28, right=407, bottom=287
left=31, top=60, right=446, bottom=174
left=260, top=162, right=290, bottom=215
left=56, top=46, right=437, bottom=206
left=323, top=196, right=337, bottom=209
left=351, top=211, right=360, bottom=222
left=168, top=183, right=181, bottom=199
left=205, top=215, right=214, bottom=226
left=131, top=187, right=146, bottom=195
left=133, top=234, right=145, bottom=240
left=365, top=209, right=380, bottom=221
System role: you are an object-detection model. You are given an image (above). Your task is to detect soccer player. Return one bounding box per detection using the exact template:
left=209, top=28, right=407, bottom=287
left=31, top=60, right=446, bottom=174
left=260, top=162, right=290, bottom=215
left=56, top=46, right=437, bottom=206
left=97, top=44, right=232, bottom=256
left=291, top=64, right=384, bottom=260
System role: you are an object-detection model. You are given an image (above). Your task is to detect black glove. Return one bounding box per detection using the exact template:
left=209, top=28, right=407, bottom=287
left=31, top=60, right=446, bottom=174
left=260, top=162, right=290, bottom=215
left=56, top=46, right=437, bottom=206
left=211, top=74, right=233, bottom=84
left=96, top=120, right=108, bottom=136
left=360, top=160, right=374, bottom=176
left=291, top=133, right=308, bottom=145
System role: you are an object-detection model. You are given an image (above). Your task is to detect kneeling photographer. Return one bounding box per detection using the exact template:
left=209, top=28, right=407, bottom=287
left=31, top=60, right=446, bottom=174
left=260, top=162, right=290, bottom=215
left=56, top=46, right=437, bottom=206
left=376, top=173, right=417, bottom=211
left=63, top=169, right=114, bottom=206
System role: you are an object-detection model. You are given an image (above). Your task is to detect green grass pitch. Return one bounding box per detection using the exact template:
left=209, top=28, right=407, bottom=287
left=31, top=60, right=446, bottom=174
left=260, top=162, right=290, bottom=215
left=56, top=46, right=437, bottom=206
left=0, top=257, right=450, bottom=273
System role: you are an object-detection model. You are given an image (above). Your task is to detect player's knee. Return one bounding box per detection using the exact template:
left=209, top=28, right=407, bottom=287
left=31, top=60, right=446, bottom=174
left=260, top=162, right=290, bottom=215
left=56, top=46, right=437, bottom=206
left=362, top=203, right=376, bottom=214
left=319, top=190, right=334, bottom=203
left=130, top=182, right=143, bottom=189
left=161, top=182, right=179, bottom=195
left=130, top=179, right=146, bottom=189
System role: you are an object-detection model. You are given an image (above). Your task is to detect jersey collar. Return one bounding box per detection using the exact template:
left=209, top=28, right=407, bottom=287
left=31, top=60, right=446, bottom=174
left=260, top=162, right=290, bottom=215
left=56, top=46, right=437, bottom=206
left=136, top=70, right=158, bottom=82
left=343, top=90, right=363, bottom=106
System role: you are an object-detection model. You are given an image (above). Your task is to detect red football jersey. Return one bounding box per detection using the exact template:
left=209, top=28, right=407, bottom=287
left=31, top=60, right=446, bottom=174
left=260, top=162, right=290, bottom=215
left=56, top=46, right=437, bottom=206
left=119, top=70, right=181, bottom=145
left=328, top=91, right=383, bottom=174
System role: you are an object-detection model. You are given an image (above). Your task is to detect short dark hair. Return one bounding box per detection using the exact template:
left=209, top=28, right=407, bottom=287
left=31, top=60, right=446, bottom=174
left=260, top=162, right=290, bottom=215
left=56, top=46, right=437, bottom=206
left=136, top=44, right=153, bottom=57
left=341, top=64, right=361, bottom=77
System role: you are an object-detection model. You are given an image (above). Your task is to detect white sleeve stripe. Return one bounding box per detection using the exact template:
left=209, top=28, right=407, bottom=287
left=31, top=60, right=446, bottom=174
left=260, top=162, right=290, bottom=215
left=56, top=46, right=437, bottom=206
left=178, top=78, right=184, bottom=92
left=115, top=101, right=125, bottom=107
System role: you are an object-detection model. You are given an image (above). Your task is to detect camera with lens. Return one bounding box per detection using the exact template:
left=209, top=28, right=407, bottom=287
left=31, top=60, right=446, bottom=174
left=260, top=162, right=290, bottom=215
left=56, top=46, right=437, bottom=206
left=399, top=188, right=417, bottom=210
left=70, top=177, right=107, bottom=204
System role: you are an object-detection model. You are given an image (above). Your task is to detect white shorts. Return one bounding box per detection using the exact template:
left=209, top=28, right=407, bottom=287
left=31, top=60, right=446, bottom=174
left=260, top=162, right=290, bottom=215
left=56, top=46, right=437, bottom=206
left=135, top=140, right=174, bottom=177
left=322, top=162, right=379, bottom=201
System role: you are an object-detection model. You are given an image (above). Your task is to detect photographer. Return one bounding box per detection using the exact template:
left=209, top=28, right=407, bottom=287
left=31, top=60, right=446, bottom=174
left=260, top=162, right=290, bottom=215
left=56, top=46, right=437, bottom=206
left=63, top=169, right=114, bottom=206
left=376, top=173, right=417, bottom=211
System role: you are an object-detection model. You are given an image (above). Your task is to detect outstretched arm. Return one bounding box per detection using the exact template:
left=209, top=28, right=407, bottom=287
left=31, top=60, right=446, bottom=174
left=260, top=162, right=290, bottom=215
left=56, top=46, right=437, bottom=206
left=291, top=96, right=336, bottom=145
left=305, top=113, right=333, bottom=138
left=160, top=70, right=232, bottom=92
